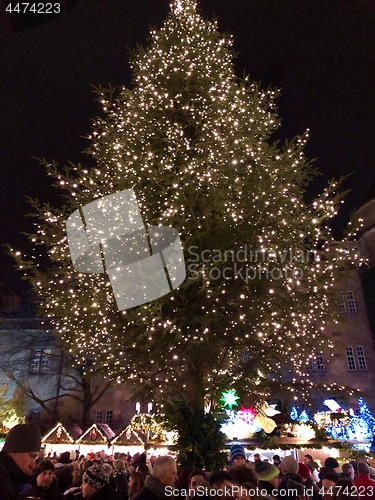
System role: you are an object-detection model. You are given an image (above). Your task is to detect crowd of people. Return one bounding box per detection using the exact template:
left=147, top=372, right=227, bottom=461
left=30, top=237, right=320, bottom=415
left=1, top=424, right=375, bottom=500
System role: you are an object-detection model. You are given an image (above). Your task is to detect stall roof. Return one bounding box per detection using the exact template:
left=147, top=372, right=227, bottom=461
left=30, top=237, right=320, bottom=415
left=76, top=423, right=113, bottom=445
left=111, top=425, right=147, bottom=446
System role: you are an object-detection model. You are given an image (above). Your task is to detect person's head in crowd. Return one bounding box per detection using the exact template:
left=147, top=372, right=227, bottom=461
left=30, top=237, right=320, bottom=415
left=176, top=467, right=193, bottom=490
left=2, top=423, right=41, bottom=476
left=357, top=462, right=371, bottom=476
left=253, top=453, right=261, bottom=463
left=233, top=482, right=260, bottom=500
left=280, top=456, right=298, bottom=476
left=321, top=471, right=339, bottom=500
left=129, top=471, right=146, bottom=496
left=230, top=445, right=246, bottom=467
left=298, top=463, right=312, bottom=483
left=209, top=470, right=233, bottom=489
left=58, top=451, right=72, bottom=464
left=189, top=469, right=206, bottom=491
left=113, top=459, right=126, bottom=473
left=272, top=455, right=281, bottom=467
left=102, top=462, right=114, bottom=478
left=319, top=458, right=340, bottom=481
left=81, top=463, right=109, bottom=498
left=325, top=458, right=340, bottom=472
left=340, top=464, right=354, bottom=481
left=333, top=478, right=355, bottom=500
left=230, top=465, right=259, bottom=486
left=255, top=461, right=279, bottom=488
left=35, top=460, right=56, bottom=489
left=137, top=463, right=151, bottom=475
left=152, top=455, right=177, bottom=487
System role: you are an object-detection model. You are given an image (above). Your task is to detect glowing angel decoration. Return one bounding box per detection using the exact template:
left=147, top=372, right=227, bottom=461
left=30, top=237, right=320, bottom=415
left=254, top=403, right=280, bottom=433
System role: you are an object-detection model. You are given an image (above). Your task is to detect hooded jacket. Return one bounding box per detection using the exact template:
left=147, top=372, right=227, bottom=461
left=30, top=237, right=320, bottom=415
left=0, top=451, right=32, bottom=500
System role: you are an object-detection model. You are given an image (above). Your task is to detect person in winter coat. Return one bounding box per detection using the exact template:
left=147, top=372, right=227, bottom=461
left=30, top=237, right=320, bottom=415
left=0, top=423, right=42, bottom=500
left=80, top=463, right=122, bottom=499
left=113, top=459, right=129, bottom=499
left=279, top=456, right=306, bottom=500
left=19, top=459, right=64, bottom=500
left=134, top=455, right=177, bottom=500
left=254, top=461, right=279, bottom=497
left=297, top=463, right=321, bottom=500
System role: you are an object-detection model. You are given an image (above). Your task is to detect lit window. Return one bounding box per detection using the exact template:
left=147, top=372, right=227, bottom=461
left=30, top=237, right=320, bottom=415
left=95, top=410, right=102, bottom=423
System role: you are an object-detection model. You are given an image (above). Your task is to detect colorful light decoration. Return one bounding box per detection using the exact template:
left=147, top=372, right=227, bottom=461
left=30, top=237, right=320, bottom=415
left=12, top=0, right=365, bottom=419
left=220, top=389, right=240, bottom=410
left=298, top=410, right=309, bottom=423
left=238, top=407, right=256, bottom=424
left=290, top=407, right=298, bottom=421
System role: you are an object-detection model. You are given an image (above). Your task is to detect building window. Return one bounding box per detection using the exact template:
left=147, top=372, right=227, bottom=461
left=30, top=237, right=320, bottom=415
left=338, top=291, right=357, bottom=313
left=30, top=410, right=41, bottom=425
left=95, top=410, right=102, bottom=423
left=346, top=291, right=357, bottom=313
left=29, top=349, right=51, bottom=374
left=346, top=347, right=356, bottom=370
left=105, top=410, right=113, bottom=426
left=346, top=346, right=367, bottom=371
left=356, top=346, right=367, bottom=370
left=310, top=352, right=325, bottom=371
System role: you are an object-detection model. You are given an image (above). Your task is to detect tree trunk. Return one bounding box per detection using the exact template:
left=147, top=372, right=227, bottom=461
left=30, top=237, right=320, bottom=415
left=81, top=377, right=93, bottom=429
left=185, top=357, right=205, bottom=410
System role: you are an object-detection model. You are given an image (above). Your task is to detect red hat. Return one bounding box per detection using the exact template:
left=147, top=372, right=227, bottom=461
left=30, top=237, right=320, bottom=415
left=298, top=463, right=311, bottom=479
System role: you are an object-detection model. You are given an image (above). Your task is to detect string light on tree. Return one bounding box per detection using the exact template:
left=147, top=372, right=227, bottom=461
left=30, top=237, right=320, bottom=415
left=12, top=0, right=363, bottom=464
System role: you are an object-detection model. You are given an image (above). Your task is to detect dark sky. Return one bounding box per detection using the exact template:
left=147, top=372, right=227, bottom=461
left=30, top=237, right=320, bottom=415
left=1, top=0, right=375, bottom=291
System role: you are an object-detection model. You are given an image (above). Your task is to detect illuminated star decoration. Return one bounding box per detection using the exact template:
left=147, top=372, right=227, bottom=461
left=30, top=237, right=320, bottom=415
left=238, top=406, right=256, bottom=425
left=220, top=389, right=240, bottom=410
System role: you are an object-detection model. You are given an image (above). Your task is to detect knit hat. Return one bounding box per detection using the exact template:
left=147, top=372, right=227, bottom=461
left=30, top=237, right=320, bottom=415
left=230, top=444, right=246, bottom=461
left=36, top=460, right=55, bottom=476
left=298, top=463, right=311, bottom=479
left=280, top=456, right=298, bottom=475
left=325, top=457, right=339, bottom=469
left=255, top=462, right=279, bottom=481
left=82, top=464, right=109, bottom=491
left=2, top=424, right=41, bottom=453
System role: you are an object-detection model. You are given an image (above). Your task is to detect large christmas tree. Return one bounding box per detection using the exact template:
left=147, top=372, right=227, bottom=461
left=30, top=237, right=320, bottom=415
left=15, top=0, right=358, bottom=465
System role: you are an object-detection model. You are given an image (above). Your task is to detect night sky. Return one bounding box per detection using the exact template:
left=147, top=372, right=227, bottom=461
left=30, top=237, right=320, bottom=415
left=1, top=0, right=375, bottom=292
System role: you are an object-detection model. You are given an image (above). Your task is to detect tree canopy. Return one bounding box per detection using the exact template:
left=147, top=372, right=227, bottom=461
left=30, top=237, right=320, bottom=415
left=14, top=0, right=358, bottom=417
